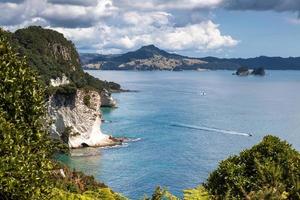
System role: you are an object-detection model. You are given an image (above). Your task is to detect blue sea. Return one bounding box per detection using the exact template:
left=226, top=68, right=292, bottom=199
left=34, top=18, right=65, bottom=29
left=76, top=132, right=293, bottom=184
left=59, top=70, right=300, bottom=199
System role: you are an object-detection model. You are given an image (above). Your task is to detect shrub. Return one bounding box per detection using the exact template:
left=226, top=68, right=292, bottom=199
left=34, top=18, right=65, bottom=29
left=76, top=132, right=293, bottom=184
left=144, top=187, right=179, bottom=200
left=204, top=135, right=300, bottom=199
left=183, top=186, right=210, bottom=200
left=83, top=94, right=91, bottom=107
left=51, top=188, right=127, bottom=200
left=0, top=32, right=56, bottom=199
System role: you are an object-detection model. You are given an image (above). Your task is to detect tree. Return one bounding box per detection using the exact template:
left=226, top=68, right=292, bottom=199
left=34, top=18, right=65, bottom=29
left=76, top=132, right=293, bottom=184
left=0, top=30, right=56, bottom=199
left=204, top=135, right=300, bottom=199
left=144, top=187, right=179, bottom=200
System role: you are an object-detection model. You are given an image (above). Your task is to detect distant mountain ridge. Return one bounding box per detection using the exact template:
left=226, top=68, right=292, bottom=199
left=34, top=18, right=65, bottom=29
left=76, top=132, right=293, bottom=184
left=81, top=45, right=208, bottom=71
left=81, top=45, right=300, bottom=70
left=201, top=56, right=300, bottom=70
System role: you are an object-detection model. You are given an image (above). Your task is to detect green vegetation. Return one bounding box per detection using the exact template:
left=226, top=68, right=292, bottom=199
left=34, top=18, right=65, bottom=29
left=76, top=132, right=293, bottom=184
left=183, top=186, right=210, bottom=200
left=49, top=162, right=127, bottom=200
left=83, top=94, right=91, bottom=107
left=146, top=136, right=300, bottom=200
left=1, top=27, right=299, bottom=200
left=0, top=26, right=121, bottom=94
left=0, top=30, right=57, bottom=199
left=0, top=29, right=124, bottom=200
left=52, top=188, right=127, bottom=200
left=204, top=135, right=300, bottom=199
left=144, top=187, right=179, bottom=200
left=47, top=83, right=78, bottom=96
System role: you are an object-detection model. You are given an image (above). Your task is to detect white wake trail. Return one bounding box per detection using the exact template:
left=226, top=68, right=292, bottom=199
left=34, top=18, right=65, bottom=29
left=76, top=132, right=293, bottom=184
left=171, top=123, right=252, bottom=137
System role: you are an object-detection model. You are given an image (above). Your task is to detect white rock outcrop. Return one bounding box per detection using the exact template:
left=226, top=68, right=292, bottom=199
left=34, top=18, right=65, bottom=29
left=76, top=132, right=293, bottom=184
left=100, top=89, right=117, bottom=107
left=50, top=74, right=70, bottom=87
left=48, top=89, right=115, bottom=148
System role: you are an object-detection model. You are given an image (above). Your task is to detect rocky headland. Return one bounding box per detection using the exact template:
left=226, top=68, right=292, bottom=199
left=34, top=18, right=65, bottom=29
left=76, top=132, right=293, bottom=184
left=6, top=26, right=123, bottom=149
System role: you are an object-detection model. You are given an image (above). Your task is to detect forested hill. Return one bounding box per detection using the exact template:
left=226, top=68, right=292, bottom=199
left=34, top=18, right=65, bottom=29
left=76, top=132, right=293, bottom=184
left=0, top=26, right=120, bottom=92
left=81, top=45, right=208, bottom=70
left=81, top=45, right=300, bottom=71
left=201, top=56, right=300, bottom=70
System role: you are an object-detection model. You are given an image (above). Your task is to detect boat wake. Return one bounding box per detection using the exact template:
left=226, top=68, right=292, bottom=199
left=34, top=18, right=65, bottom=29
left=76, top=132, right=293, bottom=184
left=125, top=137, right=142, bottom=142
left=171, top=123, right=252, bottom=137
left=169, top=90, right=206, bottom=96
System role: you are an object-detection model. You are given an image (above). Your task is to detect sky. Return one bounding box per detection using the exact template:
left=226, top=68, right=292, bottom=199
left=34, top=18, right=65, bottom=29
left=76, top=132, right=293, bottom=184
left=1, top=0, right=300, bottom=58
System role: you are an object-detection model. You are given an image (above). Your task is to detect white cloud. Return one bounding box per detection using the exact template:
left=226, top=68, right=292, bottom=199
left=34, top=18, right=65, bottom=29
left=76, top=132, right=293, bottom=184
left=0, top=0, right=117, bottom=27
left=48, top=0, right=98, bottom=6
left=123, top=11, right=171, bottom=26
left=0, top=0, right=46, bottom=25
left=41, top=0, right=117, bottom=27
left=1, top=0, right=239, bottom=55
left=116, top=0, right=223, bottom=10
left=158, top=21, right=238, bottom=50
left=53, top=20, right=238, bottom=54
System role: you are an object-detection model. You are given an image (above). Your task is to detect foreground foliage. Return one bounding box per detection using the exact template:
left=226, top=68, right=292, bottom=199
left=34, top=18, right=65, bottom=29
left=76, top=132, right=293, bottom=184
left=0, top=29, right=126, bottom=200
left=52, top=188, right=127, bottom=200
left=144, top=187, right=179, bottom=200
left=1, top=27, right=300, bottom=200
left=147, top=136, right=300, bottom=200
left=183, top=186, right=210, bottom=200
left=0, top=31, right=56, bottom=199
left=50, top=163, right=127, bottom=200
left=205, top=135, right=300, bottom=199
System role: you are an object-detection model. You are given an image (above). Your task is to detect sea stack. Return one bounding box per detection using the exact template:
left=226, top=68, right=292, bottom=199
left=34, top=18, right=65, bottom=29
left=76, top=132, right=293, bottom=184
left=251, top=67, right=266, bottom=76
left=235, top=67, right=250, bottom=76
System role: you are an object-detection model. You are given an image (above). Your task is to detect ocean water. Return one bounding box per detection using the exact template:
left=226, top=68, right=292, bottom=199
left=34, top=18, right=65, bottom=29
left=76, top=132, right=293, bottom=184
left=59, top=70, right=300, bottom=199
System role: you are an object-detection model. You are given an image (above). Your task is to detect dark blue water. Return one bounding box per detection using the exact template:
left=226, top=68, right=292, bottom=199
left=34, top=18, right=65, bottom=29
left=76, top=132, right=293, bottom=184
left=59, top=70, right=300, bottom=199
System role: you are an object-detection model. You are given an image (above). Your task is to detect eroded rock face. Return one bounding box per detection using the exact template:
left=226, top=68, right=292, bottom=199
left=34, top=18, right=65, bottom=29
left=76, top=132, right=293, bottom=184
left=48, top=89, right=114, bottom=148
left=100, top=89, right=117, bottom=107
left=52, top=43, right=72, bottom=61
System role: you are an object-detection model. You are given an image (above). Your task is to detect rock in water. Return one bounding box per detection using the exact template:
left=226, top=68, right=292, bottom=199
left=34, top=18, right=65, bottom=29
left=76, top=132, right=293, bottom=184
left=101, top=89, right=117, bottom=107
left=235, top=67, right=250, bottom=76
left=251, top=67, right=265, bottom=76
left=48, top=89, right=115, bottom=148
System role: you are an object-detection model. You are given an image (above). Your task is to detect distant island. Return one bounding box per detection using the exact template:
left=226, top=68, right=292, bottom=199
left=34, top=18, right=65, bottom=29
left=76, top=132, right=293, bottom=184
left=81, top=45, right=300, bottom=71
left=234, top=67, right=266, bottom=76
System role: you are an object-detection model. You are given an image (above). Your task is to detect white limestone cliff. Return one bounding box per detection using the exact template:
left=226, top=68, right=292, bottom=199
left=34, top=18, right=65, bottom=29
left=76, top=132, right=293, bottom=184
left=48, top=89, right=117, bottom=148
left=100, top=89, right=117, bottom=107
